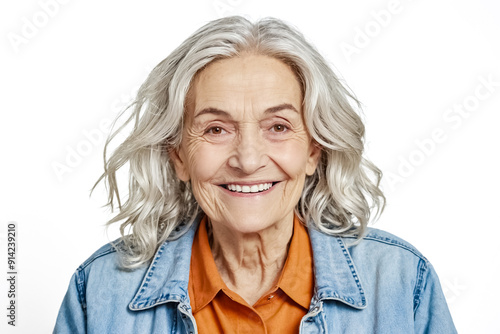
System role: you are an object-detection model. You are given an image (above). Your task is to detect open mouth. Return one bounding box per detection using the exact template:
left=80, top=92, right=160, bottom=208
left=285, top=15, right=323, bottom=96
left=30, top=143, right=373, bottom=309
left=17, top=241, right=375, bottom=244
left=220, top=182, right=279, bottom=193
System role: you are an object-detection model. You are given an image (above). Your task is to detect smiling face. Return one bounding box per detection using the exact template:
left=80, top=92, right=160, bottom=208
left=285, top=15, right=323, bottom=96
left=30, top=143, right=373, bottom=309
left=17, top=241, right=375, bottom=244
left=171, top=54, right=320, bottom=235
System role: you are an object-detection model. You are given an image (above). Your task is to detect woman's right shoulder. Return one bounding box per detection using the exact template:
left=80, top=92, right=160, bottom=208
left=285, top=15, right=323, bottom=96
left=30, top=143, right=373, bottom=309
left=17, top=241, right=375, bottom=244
left=76, top=237, right=124, bottom=273
left=69, top=237, right=151, bottom=300
left=73, top=237, right=150, bottom=284
left=54, top=237, right=154, bottom=331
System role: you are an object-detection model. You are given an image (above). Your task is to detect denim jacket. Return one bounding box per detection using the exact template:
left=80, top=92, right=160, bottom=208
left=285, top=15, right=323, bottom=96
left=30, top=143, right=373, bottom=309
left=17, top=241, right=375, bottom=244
left=54, top=218, right=457, bottom=333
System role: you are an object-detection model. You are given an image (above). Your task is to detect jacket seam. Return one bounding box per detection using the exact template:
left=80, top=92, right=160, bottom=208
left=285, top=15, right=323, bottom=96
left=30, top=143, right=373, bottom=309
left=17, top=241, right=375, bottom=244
left=129, top=243, right=166, bottom=309
left=359, top=235, right=427, bottom=261
left=73, top=244, right=119, bottom=316
left=78, top=246, right=118, bottom=271
left=337, top=237, right=366, bottom=306
left=413, top=258, right=427, bottom=313
left=75, top=267, right=87, bottom=317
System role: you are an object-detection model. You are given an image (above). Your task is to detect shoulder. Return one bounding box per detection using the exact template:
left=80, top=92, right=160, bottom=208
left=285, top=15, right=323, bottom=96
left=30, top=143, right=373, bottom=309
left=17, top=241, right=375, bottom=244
left=68, top=238, right=152, bottom=310
left=355, top=227, right=427, bottom=262
left=76, top=238, right=123, bottom=273
left=309, top=225, right=427, bottom=262
left=72, top=237, right=149, bottom=291
left=340, top=227, right=430, bottom=281
left=308, top=224, right=430, bottom=273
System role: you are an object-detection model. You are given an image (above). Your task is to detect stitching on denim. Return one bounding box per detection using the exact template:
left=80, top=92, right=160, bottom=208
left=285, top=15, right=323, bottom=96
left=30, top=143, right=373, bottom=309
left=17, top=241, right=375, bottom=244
left=72, top=241, right=126, bottom=316
left=336, top=237, right=366, bottom=306
left=129, top=218, right=200, bottom=310
left=132, top=297, right=183, bottom=311
left=318, top=303, right=327, bottom=334
left=353, top=233, right=427, bottom=262
left=171, top=305, right=178, bottom=334
left=78, top=245, right=118, bottom=271
left=413, top=258, right=427, bottom=313
left=75, top=268, right=87, bottom=316
left=130, top=243, right=166, bottom=308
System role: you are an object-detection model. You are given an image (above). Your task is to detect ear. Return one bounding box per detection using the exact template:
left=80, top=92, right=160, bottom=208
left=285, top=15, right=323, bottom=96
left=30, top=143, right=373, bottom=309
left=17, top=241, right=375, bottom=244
left=305, top=141, right=321, bottom=176
left=169, top=148, right=190, bottom=182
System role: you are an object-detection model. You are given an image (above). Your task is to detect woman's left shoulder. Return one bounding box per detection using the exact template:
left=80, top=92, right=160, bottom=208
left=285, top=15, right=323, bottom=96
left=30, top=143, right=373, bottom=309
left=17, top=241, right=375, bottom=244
left=339, top=227, right=430, bottom=273
left=356, top=227, right=427, bottom=261
left=310, top=228, right=456, bottom=332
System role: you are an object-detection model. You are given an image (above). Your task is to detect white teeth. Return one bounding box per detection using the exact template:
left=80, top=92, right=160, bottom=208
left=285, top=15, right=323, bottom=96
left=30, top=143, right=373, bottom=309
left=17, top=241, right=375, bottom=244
left=226, top=183, right=274, bottom=193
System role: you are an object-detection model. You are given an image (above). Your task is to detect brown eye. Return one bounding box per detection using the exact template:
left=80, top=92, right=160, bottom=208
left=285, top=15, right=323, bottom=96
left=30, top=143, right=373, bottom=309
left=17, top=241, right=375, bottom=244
left=272, top=124, right=287, bottom=132
left=207, top=126, right=225, bottom=135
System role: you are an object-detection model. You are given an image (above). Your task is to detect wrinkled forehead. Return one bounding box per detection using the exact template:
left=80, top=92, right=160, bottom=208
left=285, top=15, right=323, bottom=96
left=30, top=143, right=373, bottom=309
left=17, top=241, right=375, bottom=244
left=184, top=54, right=303, bottom=122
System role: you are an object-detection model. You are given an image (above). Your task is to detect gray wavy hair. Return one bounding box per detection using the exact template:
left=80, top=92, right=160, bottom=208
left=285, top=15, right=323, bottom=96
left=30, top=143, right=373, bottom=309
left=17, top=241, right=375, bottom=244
left=96, top=16, right=385, bottom=269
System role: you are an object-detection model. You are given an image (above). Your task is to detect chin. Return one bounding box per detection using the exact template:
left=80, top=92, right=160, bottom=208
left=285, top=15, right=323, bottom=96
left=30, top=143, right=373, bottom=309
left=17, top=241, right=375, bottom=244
left=215, top=211, right=293, bottom=235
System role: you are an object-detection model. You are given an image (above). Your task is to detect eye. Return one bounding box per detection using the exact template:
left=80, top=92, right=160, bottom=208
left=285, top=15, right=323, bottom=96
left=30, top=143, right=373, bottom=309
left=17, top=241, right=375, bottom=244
left=271, top=124, right=288, bottom=133
left=206, top=126, right=226, bottom=135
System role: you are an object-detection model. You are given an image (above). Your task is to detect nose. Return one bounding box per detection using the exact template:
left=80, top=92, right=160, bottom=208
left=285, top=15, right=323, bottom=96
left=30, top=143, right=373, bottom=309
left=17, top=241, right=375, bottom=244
left=228, top=126, right=268, bottom=174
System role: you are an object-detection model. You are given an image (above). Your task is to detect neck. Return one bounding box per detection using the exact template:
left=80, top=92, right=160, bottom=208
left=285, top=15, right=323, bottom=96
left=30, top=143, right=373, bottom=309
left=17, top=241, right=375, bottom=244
left=208, top=213, right=294, bottom=305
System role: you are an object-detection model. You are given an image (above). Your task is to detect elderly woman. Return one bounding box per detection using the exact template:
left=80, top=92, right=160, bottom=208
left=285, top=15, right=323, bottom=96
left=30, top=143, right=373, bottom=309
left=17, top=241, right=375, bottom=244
left=54, top=16, right=456, bottom=333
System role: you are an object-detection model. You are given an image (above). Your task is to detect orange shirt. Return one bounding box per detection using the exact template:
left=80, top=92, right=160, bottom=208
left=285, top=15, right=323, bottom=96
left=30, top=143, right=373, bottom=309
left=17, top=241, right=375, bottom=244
left=188, top=215, right=314, bottom=333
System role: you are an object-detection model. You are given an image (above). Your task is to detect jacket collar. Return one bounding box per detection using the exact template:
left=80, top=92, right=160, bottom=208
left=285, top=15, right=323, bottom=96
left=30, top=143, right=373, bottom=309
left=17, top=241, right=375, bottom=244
left=307, top=227, right=367, bottom=309
left=129, top=216, right=367, bottom=311
left=128, top=219, right=200, bottom=311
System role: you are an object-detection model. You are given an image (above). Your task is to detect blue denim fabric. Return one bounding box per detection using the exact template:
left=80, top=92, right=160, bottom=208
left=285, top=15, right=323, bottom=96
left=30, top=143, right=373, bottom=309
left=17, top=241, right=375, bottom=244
left=54, top=218, right=457, bottom=333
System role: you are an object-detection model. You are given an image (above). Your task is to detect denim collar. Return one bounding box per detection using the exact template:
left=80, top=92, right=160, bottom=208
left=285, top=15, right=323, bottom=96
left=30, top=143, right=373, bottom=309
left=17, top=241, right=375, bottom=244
left=308, top=227, right=367, bottom=309
left=128, top=217, right=366, bottom=311
left=128, top=221, right=199, bottom=311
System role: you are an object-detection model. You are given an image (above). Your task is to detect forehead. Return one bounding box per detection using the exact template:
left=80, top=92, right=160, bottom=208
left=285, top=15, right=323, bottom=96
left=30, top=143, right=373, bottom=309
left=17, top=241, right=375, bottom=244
left=186, top=54, right=302, bottom=118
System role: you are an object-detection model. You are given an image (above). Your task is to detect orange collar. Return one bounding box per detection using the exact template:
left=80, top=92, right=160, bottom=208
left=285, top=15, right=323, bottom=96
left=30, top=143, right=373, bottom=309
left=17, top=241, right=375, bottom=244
left=188, top=214, right=314, bottom=311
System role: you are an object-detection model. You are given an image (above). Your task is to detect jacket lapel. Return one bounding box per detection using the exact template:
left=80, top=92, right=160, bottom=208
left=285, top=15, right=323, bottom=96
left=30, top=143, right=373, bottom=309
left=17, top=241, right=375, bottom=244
left=308, top=227, right=367, bottom=309
left=128, top=219, right=200, bottom=311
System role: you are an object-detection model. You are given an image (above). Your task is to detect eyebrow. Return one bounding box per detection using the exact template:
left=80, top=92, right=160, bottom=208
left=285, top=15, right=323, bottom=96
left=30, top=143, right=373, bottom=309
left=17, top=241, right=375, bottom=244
left=194, top=103, right=299, bottom=119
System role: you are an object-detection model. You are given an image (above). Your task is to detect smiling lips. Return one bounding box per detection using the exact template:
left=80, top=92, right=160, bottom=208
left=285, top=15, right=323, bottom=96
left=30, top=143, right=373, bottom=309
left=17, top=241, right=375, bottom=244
left=222, top=182, right=277, bottom=193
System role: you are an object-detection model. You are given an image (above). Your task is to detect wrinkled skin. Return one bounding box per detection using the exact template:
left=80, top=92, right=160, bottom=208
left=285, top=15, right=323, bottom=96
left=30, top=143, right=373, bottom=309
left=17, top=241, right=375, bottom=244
left=170, top=54, right=320, bottom=304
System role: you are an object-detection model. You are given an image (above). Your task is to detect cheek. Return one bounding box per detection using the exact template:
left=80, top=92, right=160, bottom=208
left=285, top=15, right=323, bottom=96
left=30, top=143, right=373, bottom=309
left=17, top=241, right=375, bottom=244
left=183, top=140, right=232, bottom=218
left=184, top=139, right=226, bottom=183
left=269, top=138, right=312, bottom=177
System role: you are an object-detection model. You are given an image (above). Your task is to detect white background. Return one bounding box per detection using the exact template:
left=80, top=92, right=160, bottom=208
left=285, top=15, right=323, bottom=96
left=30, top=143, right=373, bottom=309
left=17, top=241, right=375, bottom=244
left=1, top=0, right=499, bottom=333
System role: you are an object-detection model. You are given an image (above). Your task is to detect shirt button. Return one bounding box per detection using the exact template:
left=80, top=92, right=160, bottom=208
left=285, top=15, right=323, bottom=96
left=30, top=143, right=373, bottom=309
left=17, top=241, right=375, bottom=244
left=267, top=295, right=274, bottom=301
